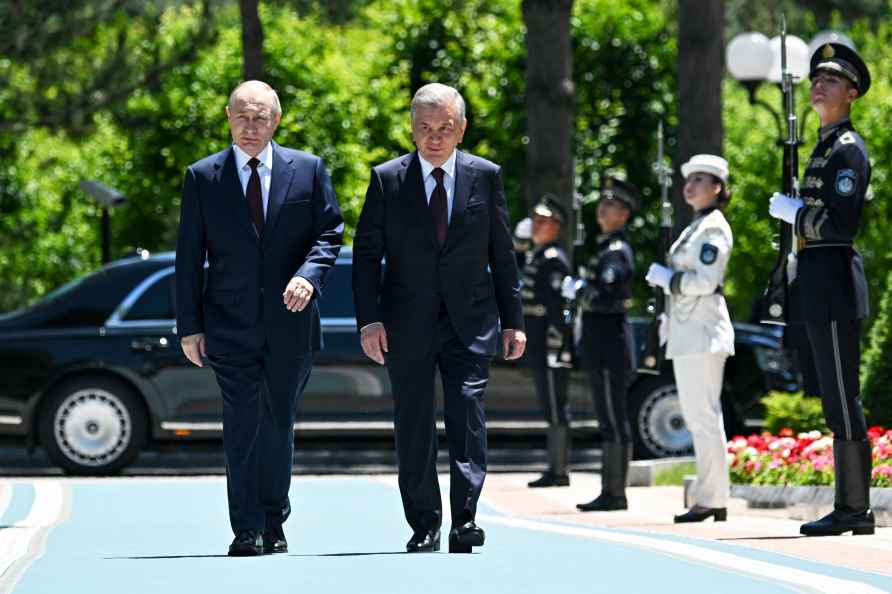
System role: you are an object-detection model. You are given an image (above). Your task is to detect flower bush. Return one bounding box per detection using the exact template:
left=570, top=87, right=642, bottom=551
left=727, top=426, right=892, bottom=487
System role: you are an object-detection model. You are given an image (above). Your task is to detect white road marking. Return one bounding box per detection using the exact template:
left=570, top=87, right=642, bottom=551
left=479, top=514, right=887, bottom=594
left=0, top=481, right=68, bottom=594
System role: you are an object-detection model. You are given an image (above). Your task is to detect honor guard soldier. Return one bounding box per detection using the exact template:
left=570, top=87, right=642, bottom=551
left=523, top=195, right=573, bottom=488
left=769, top=42, right=874, bottom=536
left=647, top=155, right=735, bottom=523
left=576, top=177, right=638, bottom=511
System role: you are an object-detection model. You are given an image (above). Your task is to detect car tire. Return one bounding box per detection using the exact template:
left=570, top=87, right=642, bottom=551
left=38, top=376, right=147, bottom=476
left=628, top=374, right=694, bottom=460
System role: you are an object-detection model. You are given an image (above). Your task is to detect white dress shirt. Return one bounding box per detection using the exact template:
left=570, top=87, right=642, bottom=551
left=233, top=143, right=273, bottom=217
left=418, top=150, right=457, bottom=223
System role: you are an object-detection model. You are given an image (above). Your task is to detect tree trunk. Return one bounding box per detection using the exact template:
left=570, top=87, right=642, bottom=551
left=522, top=0, right=575, bottom=251
left=674, top=0, right=724, bottom=232
left=239, top=0, right=264, bottom=80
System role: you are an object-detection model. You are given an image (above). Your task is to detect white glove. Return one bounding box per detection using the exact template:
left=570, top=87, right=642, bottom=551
left=658, top=313, right=669, bottom=347
left=560, top=275, right=581, bottom=301
left=514, top=217, right=532, bottom=240
left=645, top=263, right=673, bottom=291
left=768, top=192, right=803, bottom=224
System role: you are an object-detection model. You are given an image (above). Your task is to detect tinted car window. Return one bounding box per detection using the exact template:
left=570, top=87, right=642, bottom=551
left=125, top=274, right=174, bottom=321
left=318, top=263, right=355, bottom=318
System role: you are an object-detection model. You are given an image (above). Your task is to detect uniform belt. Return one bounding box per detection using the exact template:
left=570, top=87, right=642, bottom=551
left=523, top=304, right=547, bottom=317
left=801, top=240, right=854, bottom=249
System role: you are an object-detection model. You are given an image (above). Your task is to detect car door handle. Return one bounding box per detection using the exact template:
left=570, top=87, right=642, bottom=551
left=131, top=337, right=170, bottom=352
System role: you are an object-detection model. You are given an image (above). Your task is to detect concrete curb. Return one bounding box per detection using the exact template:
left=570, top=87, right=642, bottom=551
left=730, top=483, right=892, bottom=527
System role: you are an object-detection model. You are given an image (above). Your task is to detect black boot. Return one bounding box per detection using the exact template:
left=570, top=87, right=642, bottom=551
left=801, top=439, right=875, bottom=536
left=528, top=426, right=571, bottom=487
left=576, top=442, right=629, bottom=511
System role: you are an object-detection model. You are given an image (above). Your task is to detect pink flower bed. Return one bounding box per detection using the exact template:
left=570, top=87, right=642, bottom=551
left=727, top=426, right=892, bottom=487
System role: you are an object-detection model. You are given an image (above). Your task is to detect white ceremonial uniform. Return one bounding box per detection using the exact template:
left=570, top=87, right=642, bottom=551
left=665, top=207, right=734, bottom=508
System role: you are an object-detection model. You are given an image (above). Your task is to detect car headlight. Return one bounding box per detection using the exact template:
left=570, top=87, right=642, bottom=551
left=752, top=345, right=793, bottom=374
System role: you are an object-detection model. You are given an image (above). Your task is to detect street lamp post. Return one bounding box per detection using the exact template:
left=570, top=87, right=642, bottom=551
left=726, top=31, right=810, bottom=145
left=79, top=180, right=127, bottom=264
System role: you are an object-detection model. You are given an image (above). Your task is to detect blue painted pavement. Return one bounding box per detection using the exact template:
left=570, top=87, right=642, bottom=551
left=2, top=478, right=888, bottom=594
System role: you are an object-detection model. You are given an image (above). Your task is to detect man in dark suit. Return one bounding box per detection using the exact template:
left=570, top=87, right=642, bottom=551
left=176, top=80, right=343, bottom=556
left=352, top=83, right=525, bottom=554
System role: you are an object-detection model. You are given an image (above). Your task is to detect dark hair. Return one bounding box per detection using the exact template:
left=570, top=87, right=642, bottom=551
left=710, top=175, right=732, bottom=208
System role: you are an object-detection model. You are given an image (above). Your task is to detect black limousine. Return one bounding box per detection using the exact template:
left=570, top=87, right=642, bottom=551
left=0, top=248, right=797, bottom=474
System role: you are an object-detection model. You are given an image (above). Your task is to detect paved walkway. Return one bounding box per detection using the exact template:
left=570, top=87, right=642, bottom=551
left=0, top=473, right=890, bottom=593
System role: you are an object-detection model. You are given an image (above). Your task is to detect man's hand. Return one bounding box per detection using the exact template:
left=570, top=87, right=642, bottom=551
left=768, top=192, right=803, bottom=224
left=180, top=333, right=206, bottom=368
left=503, top=329, right=527, bottom=360
left=284, top=276, right=315, bottom=312
left=360, top=322, right=388, bottom=365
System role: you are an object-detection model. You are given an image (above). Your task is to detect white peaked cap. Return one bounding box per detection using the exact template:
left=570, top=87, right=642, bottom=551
left=681, top=154, right=729, bottom=184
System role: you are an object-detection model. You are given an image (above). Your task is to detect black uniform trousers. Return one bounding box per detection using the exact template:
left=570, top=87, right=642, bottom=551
left=581, top=312, right=635, bottom=444
left=385, top=305, right=491, bottom=535
left=209, top=346, right=313, bottom=534
left=524, top=317, right=570, bottom=426
left=805, top=319, right=867, bottom=441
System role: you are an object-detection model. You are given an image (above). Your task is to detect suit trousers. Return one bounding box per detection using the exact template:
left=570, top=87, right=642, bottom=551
left=673, top=353, right=729, bottom=508
left=209, top=347, right=313, bottom=534
left=805, top=319, right=867, bottom=440
left=386, top=307, right=491, bottom=534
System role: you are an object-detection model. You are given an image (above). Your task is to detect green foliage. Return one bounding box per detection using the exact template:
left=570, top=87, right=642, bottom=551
left=653, top=461, right=696, bottom=486
left=3, top=0, right=892, bottom=341
left=761, top=391, right=829, bottom=434
left=572, top=0, right=677, bottom=307
left=861, top=269, right=892, bottom=426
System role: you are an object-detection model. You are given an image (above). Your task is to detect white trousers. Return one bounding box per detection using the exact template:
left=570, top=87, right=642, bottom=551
left=673, top=353, right=729, bottom=508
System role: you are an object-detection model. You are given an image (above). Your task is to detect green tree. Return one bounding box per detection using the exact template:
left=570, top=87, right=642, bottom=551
left=862, top=270, right=892, bottom=426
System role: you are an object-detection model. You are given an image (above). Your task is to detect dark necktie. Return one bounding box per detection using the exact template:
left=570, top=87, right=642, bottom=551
left=430, top=167, right=448, bottom=247
left=247, top=157, right=264, bottom=236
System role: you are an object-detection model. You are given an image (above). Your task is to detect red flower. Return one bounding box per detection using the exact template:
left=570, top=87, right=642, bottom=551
left=867, top=426, right=885, bottom=440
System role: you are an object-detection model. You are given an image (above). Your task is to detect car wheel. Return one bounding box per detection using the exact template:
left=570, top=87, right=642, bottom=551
left=629, top=375, right=693, bottom=459
left=38, top=376, right=147, bottom=475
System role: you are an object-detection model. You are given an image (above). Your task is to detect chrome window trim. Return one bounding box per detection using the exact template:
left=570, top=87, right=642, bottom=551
left=106, top=266, right=175, bottom=326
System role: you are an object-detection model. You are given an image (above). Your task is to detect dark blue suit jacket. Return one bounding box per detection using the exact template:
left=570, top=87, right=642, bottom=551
left=175, top=143, right=344, bottom=357
left=352, top=151, right=523, bottom=357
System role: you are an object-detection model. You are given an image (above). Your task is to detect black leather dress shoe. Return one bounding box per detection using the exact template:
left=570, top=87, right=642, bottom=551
left=528, top=472, right=570, bottom=488
left=406, top=529, right=440, bottom=553
left=801, top=509, right=875, bottom=536
left=673, top=506, right=727, bottom=523
left=228, top=530, right=263, bottom=556
left=263, top=525, right=288, bottom=554
left=449, top=521, right=485, bottom=553
left=576, top=494, right=628, bottom=512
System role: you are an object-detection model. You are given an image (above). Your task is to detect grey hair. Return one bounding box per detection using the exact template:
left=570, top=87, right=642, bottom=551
left=410, top=83, right=466, bottom=123
left=228, top=80, right=282, bottom=115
